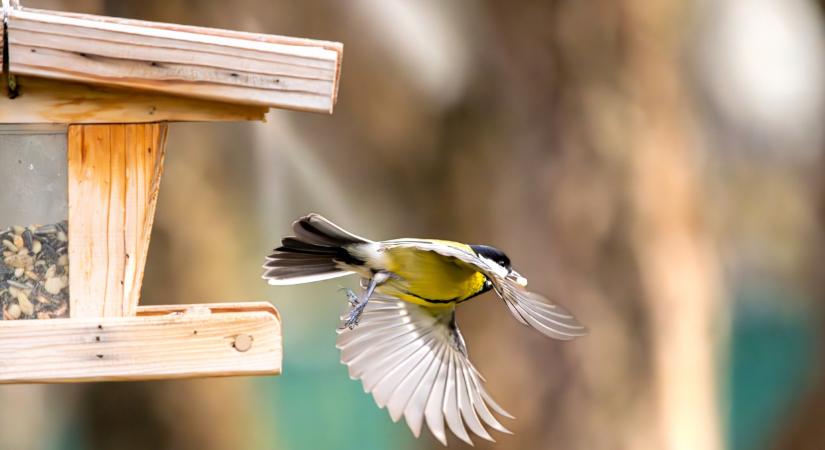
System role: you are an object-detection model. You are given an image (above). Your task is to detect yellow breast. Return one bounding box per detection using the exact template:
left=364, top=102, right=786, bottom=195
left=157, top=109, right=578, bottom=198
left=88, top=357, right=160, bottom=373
left=376, top=241, right=487, bottom=306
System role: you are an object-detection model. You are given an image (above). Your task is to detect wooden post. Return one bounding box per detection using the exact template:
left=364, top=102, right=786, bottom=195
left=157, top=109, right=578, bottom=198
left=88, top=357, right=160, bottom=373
left=68, top=123, right=167, bottom=318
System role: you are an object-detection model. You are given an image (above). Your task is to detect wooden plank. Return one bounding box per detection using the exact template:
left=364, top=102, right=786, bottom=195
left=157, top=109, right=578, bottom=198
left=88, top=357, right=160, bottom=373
left=0, top=302, right=282, bottom=383
left=0, top=76, right=267, bottom=123
left=68, top=123, right=167, bottom=318
left=6, top=7, right=342, bottom=113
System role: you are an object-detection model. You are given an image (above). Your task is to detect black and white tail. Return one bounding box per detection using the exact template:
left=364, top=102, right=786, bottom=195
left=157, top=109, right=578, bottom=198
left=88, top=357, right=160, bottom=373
left=263, top=214, right=370, bottom=285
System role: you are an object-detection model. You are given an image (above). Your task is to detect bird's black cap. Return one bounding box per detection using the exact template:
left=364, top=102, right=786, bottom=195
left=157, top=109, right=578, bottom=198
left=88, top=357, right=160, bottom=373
left=470, top=245, right=511, bottom=269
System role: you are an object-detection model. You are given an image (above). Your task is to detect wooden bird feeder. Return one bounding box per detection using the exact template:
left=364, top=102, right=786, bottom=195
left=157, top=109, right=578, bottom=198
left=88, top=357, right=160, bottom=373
left=0, top=1, right=342, bottom=382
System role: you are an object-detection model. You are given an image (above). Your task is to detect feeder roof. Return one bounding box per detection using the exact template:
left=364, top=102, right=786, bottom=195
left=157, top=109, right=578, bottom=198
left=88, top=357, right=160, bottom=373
left=0, top=4, right=343, bottom=118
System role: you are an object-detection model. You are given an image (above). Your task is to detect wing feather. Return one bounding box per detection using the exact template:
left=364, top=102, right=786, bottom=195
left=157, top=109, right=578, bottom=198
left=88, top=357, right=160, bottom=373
left=402, top=344, right=447, bottom=436
left=463, top=364, right=512, bottom=434
left=363, top=329, right=435, bottom=394
left=348, top=327, right=428, bottom=381
left=385, top=341, right=440, bottom=422
left=424, top=347, right=450, bottom=446
left=336, top=294, right=512, bottom=446
left=442, top=352, right=473, bottom=445
left=456, top=352, right=494, bottom=442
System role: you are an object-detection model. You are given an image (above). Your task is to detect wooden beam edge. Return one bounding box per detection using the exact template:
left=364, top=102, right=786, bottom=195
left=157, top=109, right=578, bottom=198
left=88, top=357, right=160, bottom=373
left=8, top=6, right=342, bottom=113
left=0, top=302, right=282, bottom=383
left=0, top=76, right=267, bottom=123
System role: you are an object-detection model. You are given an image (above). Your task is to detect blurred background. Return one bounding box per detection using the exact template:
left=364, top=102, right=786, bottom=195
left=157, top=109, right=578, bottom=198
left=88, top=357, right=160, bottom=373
left=2, top=0, right=824, bottom=449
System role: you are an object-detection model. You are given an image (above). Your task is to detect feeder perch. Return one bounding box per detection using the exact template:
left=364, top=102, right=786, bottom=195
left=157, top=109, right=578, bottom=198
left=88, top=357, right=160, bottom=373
left=0, top=1, right=343, bottom=382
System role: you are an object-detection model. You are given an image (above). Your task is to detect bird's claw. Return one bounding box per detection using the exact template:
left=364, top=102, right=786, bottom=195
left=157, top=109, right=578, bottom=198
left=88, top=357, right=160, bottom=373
left=343, top=301, right=367, bottom=329
left=339, top=273, right=389, bottom=330
left=340, top=288, right=367, bottom=329
left=341, top=288, right=360, bottom=307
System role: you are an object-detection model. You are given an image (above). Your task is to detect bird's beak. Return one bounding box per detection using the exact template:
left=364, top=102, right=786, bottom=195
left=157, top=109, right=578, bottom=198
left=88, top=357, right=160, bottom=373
left=507, top=270, right=528, bottom=287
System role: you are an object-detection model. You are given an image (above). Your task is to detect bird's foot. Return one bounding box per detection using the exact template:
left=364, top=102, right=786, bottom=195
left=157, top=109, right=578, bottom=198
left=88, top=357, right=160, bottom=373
left=343, top=301, right=367, bottom=329
left=341, top=288, right=360, bottom=307
left=339, top=273, right=391, bottom=330
left=339, top=288, right=367, bottom=329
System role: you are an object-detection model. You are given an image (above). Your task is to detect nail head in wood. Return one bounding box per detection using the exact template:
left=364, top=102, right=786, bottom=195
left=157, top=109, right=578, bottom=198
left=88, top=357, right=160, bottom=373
left=233, top=334, right=253, bottom=352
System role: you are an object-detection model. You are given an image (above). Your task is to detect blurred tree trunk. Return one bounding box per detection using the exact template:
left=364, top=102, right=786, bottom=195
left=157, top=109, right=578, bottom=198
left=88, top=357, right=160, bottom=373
left=775, top=372, right=825, bottom=449
left=772, top=5, right=825, bottom=450
left=623, top=1, right=725, bottom=449
left=445, top=1, right=726, bottom=449
left=773, top=159, right=825, bottom=450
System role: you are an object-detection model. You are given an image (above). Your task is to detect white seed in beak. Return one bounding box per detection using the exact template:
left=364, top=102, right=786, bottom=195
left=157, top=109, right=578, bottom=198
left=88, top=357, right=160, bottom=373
left=507, top=271, right=529, bottom=287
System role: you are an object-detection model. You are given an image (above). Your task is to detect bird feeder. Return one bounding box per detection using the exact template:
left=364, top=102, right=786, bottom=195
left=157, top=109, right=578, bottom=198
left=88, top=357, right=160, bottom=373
left=0, top=1, right=342, bottom=382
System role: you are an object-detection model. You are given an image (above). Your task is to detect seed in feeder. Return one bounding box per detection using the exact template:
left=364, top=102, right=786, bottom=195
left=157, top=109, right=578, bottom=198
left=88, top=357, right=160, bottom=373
left=44, top=277, right=63, bottom=295
left=17, top=292, right=34, bottom=316
left=7, top=280, right=31, bottom=291
left=7, top=304, right=21, bottom=320
left=5, top=254, right=33, bottom=269
left=22, top=230, right=33, bottom=251
left=2, top=240, right=17, bottom=252
left=1, top=220, right=69, bottom=320
left=35, top=224, right=56, bottom=235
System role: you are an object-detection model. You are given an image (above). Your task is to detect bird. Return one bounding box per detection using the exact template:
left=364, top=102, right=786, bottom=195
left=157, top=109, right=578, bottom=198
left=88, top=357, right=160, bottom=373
left=262, top=213, right=586, bottom=445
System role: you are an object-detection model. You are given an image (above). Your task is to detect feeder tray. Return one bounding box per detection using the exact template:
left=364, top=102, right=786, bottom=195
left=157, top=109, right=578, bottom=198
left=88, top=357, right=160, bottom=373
left=0, top=0, right=343, bottom=382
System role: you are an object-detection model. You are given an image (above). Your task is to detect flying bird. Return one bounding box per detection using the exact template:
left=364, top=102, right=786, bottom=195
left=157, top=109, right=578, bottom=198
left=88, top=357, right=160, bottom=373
left=263, top=213, right=586, bottom=445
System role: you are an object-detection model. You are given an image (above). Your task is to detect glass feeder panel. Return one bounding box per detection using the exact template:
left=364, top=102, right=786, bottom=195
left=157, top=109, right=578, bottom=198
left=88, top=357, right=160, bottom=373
left=0, top=125, right=69, bottom=320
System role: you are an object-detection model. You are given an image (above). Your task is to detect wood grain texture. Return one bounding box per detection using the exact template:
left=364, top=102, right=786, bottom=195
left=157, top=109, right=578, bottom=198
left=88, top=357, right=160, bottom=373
left=0, top=302, right=282, bottom=383
left=6, top=7, right=342, bottom=113
left=0, top=76, right=267, bottom=123
left=68, top=123, right=167, bottom=319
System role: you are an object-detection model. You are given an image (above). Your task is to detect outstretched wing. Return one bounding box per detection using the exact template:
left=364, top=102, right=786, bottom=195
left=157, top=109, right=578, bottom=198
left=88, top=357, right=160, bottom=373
left=336, top=295, right=513, bottom=446
left=382, top=240, right=587, bottom=340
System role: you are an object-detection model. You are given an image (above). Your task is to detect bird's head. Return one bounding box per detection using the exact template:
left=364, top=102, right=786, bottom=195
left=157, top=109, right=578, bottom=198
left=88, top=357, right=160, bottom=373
left=470, top=244, right=528, bottom=287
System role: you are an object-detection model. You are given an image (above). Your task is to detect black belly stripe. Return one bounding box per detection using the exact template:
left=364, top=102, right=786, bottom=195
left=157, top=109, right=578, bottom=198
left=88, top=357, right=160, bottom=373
left=403, top=290, right=459, bottom=304
left=403, top=283, right=491, bottom=305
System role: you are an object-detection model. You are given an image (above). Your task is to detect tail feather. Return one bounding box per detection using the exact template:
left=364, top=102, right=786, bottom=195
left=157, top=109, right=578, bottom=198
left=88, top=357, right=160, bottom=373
left=278, top=237, right=342, bottom=255
left=263, top=214, right=368, bottom=285
left=294, top=214, right=371, bottom=246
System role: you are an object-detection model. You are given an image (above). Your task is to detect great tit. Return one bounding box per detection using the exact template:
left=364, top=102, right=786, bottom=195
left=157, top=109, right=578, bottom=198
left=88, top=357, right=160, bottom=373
left=263, top=213, right=585, bottom=445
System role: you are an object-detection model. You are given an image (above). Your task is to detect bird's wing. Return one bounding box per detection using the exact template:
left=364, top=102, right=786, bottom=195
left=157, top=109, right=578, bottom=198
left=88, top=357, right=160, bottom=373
left=382, top=240, right=587, bottom=340
left=336, top=295, right=513, bottom=446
